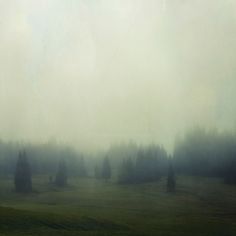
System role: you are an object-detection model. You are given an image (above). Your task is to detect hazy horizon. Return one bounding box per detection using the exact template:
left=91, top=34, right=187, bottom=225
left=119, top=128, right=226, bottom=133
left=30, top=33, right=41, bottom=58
left=1, top=0, right=236, bottom=152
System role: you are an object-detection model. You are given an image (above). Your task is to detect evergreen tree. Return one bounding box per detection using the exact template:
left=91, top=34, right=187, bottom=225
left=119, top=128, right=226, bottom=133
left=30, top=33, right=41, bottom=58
left=167, top=161, right=176, bottom=192
left=55, top=159, right=67, bottom=187
left=101, top=157, right=111, bottom=180
left=14, top=150, right=32, bottom=193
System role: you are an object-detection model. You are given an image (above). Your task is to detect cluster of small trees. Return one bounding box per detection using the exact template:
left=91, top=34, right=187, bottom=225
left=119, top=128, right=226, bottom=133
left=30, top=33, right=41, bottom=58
left=13, top=127, right=236, bottom=194
left=14, top=146, right=176, bottom=193
left=117, top=157, right=176, bottom=192
left=0, top=141, right=87, bottom=176
left=14, top=151, right=79, bottom=192
left=94, top=153, right=176, bottom=192
left=174, top=127, right=236, bottom=184
left=118, top=146, right=168, bottom=184
left=4, top=127, right=236, bottom=188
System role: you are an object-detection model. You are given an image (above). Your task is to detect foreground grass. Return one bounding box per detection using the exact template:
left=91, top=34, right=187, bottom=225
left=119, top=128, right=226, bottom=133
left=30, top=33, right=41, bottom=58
left=0, top=176, right=236, bottom=235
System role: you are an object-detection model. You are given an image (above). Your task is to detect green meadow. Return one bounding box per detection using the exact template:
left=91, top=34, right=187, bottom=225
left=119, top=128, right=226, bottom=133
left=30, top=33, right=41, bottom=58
left=0, top=176, right=236, bottom=236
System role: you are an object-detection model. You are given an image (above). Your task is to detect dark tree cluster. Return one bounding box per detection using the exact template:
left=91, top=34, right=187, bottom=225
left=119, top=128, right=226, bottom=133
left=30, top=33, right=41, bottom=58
left=14, top=151, right=71, bottom=191
left=0, top=141, right=88, bottom=177
left=12, top=144, right=90, bottom=192
left=173, top=127, right=236, bottom=184
left=118, top=145, right=168, bottom=184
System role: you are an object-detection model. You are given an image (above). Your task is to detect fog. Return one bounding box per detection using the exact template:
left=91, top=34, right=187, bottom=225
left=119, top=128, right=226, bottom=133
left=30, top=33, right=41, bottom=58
left=0, top=0, right=236, bottom=151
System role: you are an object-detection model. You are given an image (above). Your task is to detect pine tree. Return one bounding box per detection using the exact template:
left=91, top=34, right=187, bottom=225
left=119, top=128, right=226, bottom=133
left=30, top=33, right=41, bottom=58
left=14, top=150, right=32, bottom=193
left=167, top=161, right=176, bottom=192
left=55, top=159, right=67, bottom=187
left=101, top=157, right=111, bottom=180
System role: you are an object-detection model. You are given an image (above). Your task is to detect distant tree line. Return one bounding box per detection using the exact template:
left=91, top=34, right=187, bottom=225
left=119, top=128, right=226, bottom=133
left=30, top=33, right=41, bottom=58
left=173, top=127, right=236, bottom=184
left=4, top=126, right=236, bottom=194
left=14, top=150, right=70, bottom=192
left=117, top=145, right=168, bottom=184
left=0, top=141, right=87, bottom=177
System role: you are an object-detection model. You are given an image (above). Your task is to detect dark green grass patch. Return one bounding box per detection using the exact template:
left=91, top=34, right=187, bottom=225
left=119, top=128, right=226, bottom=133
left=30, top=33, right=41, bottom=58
left=0, top=176, right=236, bottom=235
left=0, top=206, right=128, bottom=235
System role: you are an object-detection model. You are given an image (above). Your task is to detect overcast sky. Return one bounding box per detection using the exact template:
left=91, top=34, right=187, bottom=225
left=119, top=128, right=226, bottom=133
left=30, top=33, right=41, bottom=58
left=0, top=0, right=236, bottom=151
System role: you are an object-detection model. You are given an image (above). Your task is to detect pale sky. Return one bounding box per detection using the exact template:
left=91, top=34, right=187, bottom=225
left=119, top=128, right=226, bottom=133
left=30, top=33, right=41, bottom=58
left=0, top=0, right=236, bottom=151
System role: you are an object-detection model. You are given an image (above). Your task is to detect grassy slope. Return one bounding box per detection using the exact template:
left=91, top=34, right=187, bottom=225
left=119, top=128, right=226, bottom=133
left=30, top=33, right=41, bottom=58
left=0, top=176, right=236, bottom=235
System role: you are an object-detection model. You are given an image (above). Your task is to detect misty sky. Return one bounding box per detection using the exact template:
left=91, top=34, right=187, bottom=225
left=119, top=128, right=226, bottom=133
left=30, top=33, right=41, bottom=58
left=0, top=0, right=236, bottom=151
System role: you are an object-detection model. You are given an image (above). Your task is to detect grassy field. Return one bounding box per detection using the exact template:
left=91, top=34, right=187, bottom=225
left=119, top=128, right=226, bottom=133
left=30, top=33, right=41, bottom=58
left=0, top=176, right=236, bottom=236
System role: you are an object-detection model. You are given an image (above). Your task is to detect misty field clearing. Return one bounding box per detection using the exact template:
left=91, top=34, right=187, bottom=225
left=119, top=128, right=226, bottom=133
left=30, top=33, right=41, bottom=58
left=0, top=176, right=235, bottom=236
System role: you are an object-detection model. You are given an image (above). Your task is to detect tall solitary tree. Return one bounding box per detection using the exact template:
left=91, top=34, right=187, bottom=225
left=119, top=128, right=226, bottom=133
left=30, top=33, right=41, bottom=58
left=14, top=150, right=32, bottom=193
left=167, top=161, right=176, bottom=192
left=55, top=159, right=67, bottom=187
left=101, top=157, right=111, bottom=180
